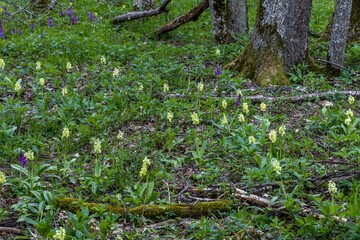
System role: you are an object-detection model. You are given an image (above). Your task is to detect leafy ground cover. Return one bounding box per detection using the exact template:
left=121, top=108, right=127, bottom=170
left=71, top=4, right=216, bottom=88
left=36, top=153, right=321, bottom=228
left=1, top=0, right=360, bottom=239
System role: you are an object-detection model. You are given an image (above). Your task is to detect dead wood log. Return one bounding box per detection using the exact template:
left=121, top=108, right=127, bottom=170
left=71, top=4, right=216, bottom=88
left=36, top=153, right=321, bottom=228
left=155, top=0, right=209, bottom=34
left=0, top=227, right=24, bottom=235
left=48, top=0, right=58, bottom=9
left=111, top=0, right=172, bottom=24
left=159, top=90, right=360, bottom=103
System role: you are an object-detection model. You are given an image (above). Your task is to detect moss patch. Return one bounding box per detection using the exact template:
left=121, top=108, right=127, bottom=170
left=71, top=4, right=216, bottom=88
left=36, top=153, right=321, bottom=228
left=56, top=197, right=231, bottom=219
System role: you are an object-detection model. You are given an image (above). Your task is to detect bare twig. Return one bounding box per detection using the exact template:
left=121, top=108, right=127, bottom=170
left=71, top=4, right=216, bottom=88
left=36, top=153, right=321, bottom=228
left=317, top=58, right=358, bottom=76
left=48, top=0, right=58, bottom=9
left=111, top=0, right=172, bottom=23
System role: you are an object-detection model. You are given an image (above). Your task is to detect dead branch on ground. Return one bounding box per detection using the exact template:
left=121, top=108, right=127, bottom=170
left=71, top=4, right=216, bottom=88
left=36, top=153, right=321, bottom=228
left=111, top=0, right=172, bottom=24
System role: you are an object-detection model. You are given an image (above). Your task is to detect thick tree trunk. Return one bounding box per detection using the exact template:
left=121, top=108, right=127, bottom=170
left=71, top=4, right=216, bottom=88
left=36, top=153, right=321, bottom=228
left=226, top=0, right=313, bottom=86
left=321, top=0, right=360, bottom=42
left=327, top=0, right=352, bottom=75
left=209, top=0, right=248, bottom=45
left=133, top=0, right=156, bottom=11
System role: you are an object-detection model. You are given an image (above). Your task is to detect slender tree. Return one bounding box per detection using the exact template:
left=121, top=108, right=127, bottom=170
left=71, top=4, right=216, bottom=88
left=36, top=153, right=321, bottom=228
left=209, top=0, right=248, bottom=44
left=327, top=0, right=353, bottom=75
left=226, top=0, right=313, bottom=86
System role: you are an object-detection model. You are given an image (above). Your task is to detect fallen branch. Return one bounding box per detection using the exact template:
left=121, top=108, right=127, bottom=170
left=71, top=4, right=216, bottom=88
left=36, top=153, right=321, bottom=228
left=160, top=90, right=360, bottom=103
left=56, top=197, right=230, bottom=219
left=155, top=0, right=209, bottom=34
left=317, top=58, right=358, bottom=76
left=111, top=0, right=172, bottom=24
left=0, top=227, right=24, bottom=235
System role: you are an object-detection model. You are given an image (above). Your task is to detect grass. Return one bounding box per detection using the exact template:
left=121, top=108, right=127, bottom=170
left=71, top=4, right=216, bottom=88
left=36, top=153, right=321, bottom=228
left=1, top=0, right=360, bottom=239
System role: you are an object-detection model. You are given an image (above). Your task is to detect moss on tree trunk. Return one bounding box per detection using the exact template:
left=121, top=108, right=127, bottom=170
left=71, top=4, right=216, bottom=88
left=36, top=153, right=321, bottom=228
left=226, top=0, right=313, bottom=86
left=56, top=197, right=231, bottom=219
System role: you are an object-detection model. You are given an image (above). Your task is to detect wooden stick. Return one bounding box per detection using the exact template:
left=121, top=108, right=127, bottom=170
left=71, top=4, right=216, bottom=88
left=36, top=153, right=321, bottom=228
left=317, top=58, right=358, bottom=76
left=160, top=90, right=360, bottom=103
left=155, top=0, right=209, bottom=34
left=111, top=0, right=172, bottom=23
left=0, top=227, right=24, bottom=235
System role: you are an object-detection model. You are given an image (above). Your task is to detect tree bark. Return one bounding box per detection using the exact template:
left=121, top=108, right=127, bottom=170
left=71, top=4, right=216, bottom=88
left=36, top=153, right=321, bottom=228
left=155, top=0, right=209, bottom=34
left=112, top=0, right=171, bottom=24
left=226, top=0, right=313, bottom=86
left=327, top=0, right=353, bottom=75
left=209, top=0, right=248, bottom=45
left=321, top=0, right=360, bottom=42
left=133, top=0, right=156, bottom=11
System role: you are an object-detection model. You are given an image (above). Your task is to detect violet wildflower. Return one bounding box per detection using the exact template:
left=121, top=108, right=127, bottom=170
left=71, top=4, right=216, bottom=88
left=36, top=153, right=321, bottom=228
left=31, top=23, right=34, bottom=30
left=98, top=16, right=101, bottom=23
left=18, top=28, right=22, bottom=34
left=60, top=10, right=64, bottom=17
left=48, top=17, right=53, bottom=27
left=68, top=7, right=73, bottom=18
left=0, top=26, right=3, bottom=38
left=3, top=7, right=6, bottom=15
left=72, top=16, right=78, bottom=25
left=41, top=32, right=44, bottom=38
left=236, top=94, right=242, bottom=106
left=19, top=153, right=27, bottom=168
left=215, top=66, right=221, bottom=76
left=89, top=12, right=94, bottom=23
left=11, top=28, right=15, bottom=34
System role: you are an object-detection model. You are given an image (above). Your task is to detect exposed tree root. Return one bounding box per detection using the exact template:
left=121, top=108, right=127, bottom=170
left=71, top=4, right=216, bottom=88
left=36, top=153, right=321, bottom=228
left=111, top=0, right=172, bottom=24
left=155, top=0, right=209, bottom=34
left=158, top=90, right=360, bottom=103
left=56, top=197, right=231, bottom=219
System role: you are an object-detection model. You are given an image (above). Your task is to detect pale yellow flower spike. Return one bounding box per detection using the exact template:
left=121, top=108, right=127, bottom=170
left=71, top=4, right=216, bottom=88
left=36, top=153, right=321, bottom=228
left=328, top=180, right=337, bottom=194
left=14, top=81, right=21, bottom=92
left=242, top=102, right=249, bottom=114
left=260, top=102, right=266, bottom=112
left=0, top=58, right=5, bottom=69
left=349, top=95, right=355, bottom=105
left=117, top=131, right=124, bottom=140
left=39, top=78, right=45, bottom=86
left=94, top=138, right=101, bottom=154
left=278, top=125, right=286, bottom=136
left=36, top=62, right=41, bottom=71
left=66, top=62, right=72, bottom=71
left=0, top=171, right=6, bottom=184
left=191, top=112, right=200, bottom=125
left=24, top=150, right=34, bottom=160
left=62, top=87, right=68, bottom=96
left=163, top=83, right=169, bottom=93
left=222, top=99, right=227, bottom=109
left=139, top=83, right=144, bottom=91
left=167, top=111, right=173, bottom=123
left=249, top=136, right=256, bottom=145
left=197, top=82, right=204, bottom=92
left=269, top=130, right=277, bottom=143
left=62, top=127, right=70, bottom=139
left=113, top=68, right=119, bottom=77
left=272, top=159, right=282, bottom=175
left=346, top=109, right=354, bottom=117
left=54, top=227, right=66, bottom=240
left=221, top=114, right=228, bottom=126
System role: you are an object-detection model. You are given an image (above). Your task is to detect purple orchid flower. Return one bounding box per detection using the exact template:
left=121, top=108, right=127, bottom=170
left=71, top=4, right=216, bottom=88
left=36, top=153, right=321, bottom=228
left=98, top=16, right=101, bottom=23
left=18, top=28, right=22, bottom=34
left=19, top=153, right=27, bottom=168
left=11, top=28, right=15, bottom=34
left=89, top=12, right=94, bottom=23
left=72, top=16, right=78, bottom=25
left=235, top=94, right=242, bottom=106
left=4, top=7, right=7, bottom=15
left=60, top=10, right=64, bottom=17
left=48, top=17, right=53, bottom=27
left=215, top=66, right=221, bottom=76
left=41, top=32, right=44, bottom=38
left=0, top=26, right=3, bottom=38
left=40, top=20, right=43, bottom=25
left=68, top=7, right=73, bottom=18
left=31, top=23, right=34, bottom=30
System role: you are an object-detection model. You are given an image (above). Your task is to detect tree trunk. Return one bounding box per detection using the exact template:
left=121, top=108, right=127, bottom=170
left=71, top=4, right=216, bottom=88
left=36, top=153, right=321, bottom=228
left=226, top=0, right=313, bottom=86
left=133, top=0, right=156, bottom=11
left=209, top=0, right=248, bottom=45
left=30, top=0, right=50, bottom=8
left=327, top=0, right=352, bottom=75
left=321, top=0, right=360, bottom=42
